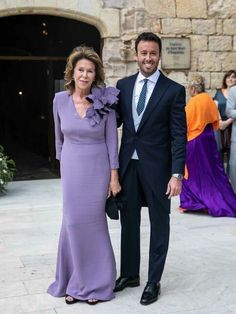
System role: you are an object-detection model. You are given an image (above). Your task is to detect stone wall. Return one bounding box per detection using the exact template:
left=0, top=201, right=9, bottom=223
left=102, top=0, right=236, bottom=95
left=0, top=0, right=235, bottom=95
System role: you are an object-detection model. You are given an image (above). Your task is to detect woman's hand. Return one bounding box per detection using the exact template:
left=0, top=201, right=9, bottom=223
left=107, top=169, right=121, bottom=197
left=219, top=117, right=234, bottom=130
left=108, top=180, right=121, bottom=197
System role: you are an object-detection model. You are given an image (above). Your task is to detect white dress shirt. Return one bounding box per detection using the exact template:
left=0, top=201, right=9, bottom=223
left=134, top=69, right=160, bottom=111
left=131, top=69, right=160, bottom=159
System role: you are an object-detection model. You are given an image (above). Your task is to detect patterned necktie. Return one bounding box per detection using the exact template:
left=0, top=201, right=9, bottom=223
left=136, top=79, right=148, bottom=116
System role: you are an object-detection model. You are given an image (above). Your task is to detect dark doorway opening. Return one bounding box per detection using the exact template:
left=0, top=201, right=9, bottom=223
left=0, top=14, right=101, bottom=180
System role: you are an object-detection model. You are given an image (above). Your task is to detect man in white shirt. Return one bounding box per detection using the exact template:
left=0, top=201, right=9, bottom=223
left=115, top=32, right=187, bottom=305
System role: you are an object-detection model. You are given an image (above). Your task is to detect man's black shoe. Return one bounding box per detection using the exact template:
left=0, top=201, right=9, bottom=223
left=113, top=276, right=140, bottom=292
left=140, top=282, right=161, bottom=305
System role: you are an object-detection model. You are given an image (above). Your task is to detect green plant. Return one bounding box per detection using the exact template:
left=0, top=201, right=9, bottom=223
left=0, top=145, right=16, bottom=194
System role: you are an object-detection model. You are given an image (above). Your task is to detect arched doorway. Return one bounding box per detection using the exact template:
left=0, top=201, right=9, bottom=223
left=0, top=14, right=101, bottom=180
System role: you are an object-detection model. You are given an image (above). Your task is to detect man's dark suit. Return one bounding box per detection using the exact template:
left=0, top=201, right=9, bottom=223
left=117, top=71, right=186, bottom=283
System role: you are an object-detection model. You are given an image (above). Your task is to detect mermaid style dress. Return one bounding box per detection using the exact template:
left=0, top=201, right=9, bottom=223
left=47, top=91, right=118, bottom=300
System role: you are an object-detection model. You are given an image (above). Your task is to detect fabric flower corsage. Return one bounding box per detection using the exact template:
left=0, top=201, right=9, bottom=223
left=85, top=86, right=120, bottom=126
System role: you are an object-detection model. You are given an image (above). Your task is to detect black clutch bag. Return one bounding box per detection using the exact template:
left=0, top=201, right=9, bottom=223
left=105, top=193, right=126, bottom=220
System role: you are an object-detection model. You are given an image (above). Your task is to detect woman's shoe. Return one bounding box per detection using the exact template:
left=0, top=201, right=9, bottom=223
left=65, top=295, right=79, bottom=304
left=87, top=299, right=99, bottom=305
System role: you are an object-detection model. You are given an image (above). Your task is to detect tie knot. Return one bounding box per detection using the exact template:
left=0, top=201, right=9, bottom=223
left=143, top=78, right=148, bottom=85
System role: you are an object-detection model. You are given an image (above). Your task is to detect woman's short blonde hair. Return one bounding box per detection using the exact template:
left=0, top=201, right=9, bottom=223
left=64, top=46, right=105, bottom=94
left=188, top=75, right=205, bottom=94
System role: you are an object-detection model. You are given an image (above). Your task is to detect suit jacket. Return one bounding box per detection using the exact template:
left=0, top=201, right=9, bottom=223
left=117, top=71, right=187, bottom=199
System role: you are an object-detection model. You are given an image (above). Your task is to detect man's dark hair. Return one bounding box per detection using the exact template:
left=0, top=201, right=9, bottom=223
left=135, top=32, right=162, bottom=53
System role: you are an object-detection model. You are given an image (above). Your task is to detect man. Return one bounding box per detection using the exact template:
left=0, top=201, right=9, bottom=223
left=226, top=85, right=236, bottom=192
left=115, top=32, right=187, bottom=305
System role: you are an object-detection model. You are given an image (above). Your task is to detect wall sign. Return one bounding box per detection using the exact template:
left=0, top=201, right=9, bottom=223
left=161, top=37, right=191, bottom=70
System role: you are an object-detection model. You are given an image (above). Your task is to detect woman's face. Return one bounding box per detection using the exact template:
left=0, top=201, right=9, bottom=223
left=73, top=58, right=96, bottom=92
left=225, top=73, right=236, bottom=88
left=188, top=85, right=196, bottom=97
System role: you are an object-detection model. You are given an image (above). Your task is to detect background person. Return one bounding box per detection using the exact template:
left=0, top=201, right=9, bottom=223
left=180, top=76, right=236, bottom=217
left=226, top=85, right=236, bottom=192
left=213, top=70, right=236, bottom=172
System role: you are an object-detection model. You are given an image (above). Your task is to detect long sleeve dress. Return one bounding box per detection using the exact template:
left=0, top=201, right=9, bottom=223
left=47, top=91, right=118, bottom=301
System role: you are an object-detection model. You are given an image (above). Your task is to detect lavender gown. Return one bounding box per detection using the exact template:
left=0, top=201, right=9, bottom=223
left=47, top=91, right=118, bottom=300
left=180, top=124, right=236, bottom=217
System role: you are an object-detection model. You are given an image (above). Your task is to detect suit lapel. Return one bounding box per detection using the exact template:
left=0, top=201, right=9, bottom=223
left=124, top=73, right=138, bottom=134
left=137, top=72, right=170, bottom=133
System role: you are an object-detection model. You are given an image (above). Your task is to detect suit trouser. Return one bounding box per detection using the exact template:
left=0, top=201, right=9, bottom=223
left=120, top=160, right=170, bottom=283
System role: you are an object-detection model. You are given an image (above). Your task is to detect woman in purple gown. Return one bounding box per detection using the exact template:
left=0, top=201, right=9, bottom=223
left=179, top=75, right=236, bottom=217
left=47, top=46, right=121, bottom=304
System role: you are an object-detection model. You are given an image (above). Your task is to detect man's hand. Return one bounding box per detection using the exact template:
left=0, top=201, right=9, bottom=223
left=165, top=177, right=182, bottom=199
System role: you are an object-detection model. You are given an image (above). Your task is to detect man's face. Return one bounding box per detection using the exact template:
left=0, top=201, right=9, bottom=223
left=135, top=40, right=161, bottom=77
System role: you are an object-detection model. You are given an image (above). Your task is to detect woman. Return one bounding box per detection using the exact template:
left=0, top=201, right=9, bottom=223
left=47, top=46, right=121, bottom=304
left=226, top=85, right=236, bottom=192
left=213, top=70, right=236, bottom=172
left=179, top=76, right=236, bottom=217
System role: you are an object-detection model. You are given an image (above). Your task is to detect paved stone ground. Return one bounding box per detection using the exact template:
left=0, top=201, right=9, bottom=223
left=0, top=179, right=236, bottom=314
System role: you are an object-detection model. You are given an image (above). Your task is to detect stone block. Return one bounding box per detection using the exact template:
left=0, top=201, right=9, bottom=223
left=135, top=11, right=161, bottom=34
left=216, top=19, right=223, bottom=34
left=103, top=63, right=115, bottom=78
left=208, top=0, right=236, bottom=18
left=190, top=51, right=199, bottom=71
left=223, top=19, right=236, bottom=35
left=211, top=72, right=224, bottom=89
left=6, top=0, right=35, bottom=8
left=168, top=72, right=187, bottom=86
left=76, top=0, right=101, bottom=13
left=120, top=46, right=136, bottom=62
left=103, top=38, right=123, bottom=62
left=221, top=52, right=236, bottom=71
left=192, top=19, right=215, bottom=35
left=106, top=76, right=122, bottom=86
left=144, top=0, right=176, bottom=18
left=0, top=1, right=7, bottom=9
left=198, top=52, right=221, bottom=71
left=99, top=8, right=120, bottom=37
left=135, top=9, right=150, bottom=32
left=31, top=0, right=57, bottom=6
left=150, top=18, right=162, bottom=34
left=190, top=35, right=208, bottom=51
left=103, top=0, right=129, bottom=8
left=176, top=0, right=207, bottom=18
left=114, top=63, right=127, bottom=78
left=162, top=18, right=192, bottom=34
left=209, top=36, right=232, bottom=51
left=121, top=8, right=135, bottom=34
left=126, top=61, right=139, bottom=76
left=103, top=0, right=144, bottom=9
